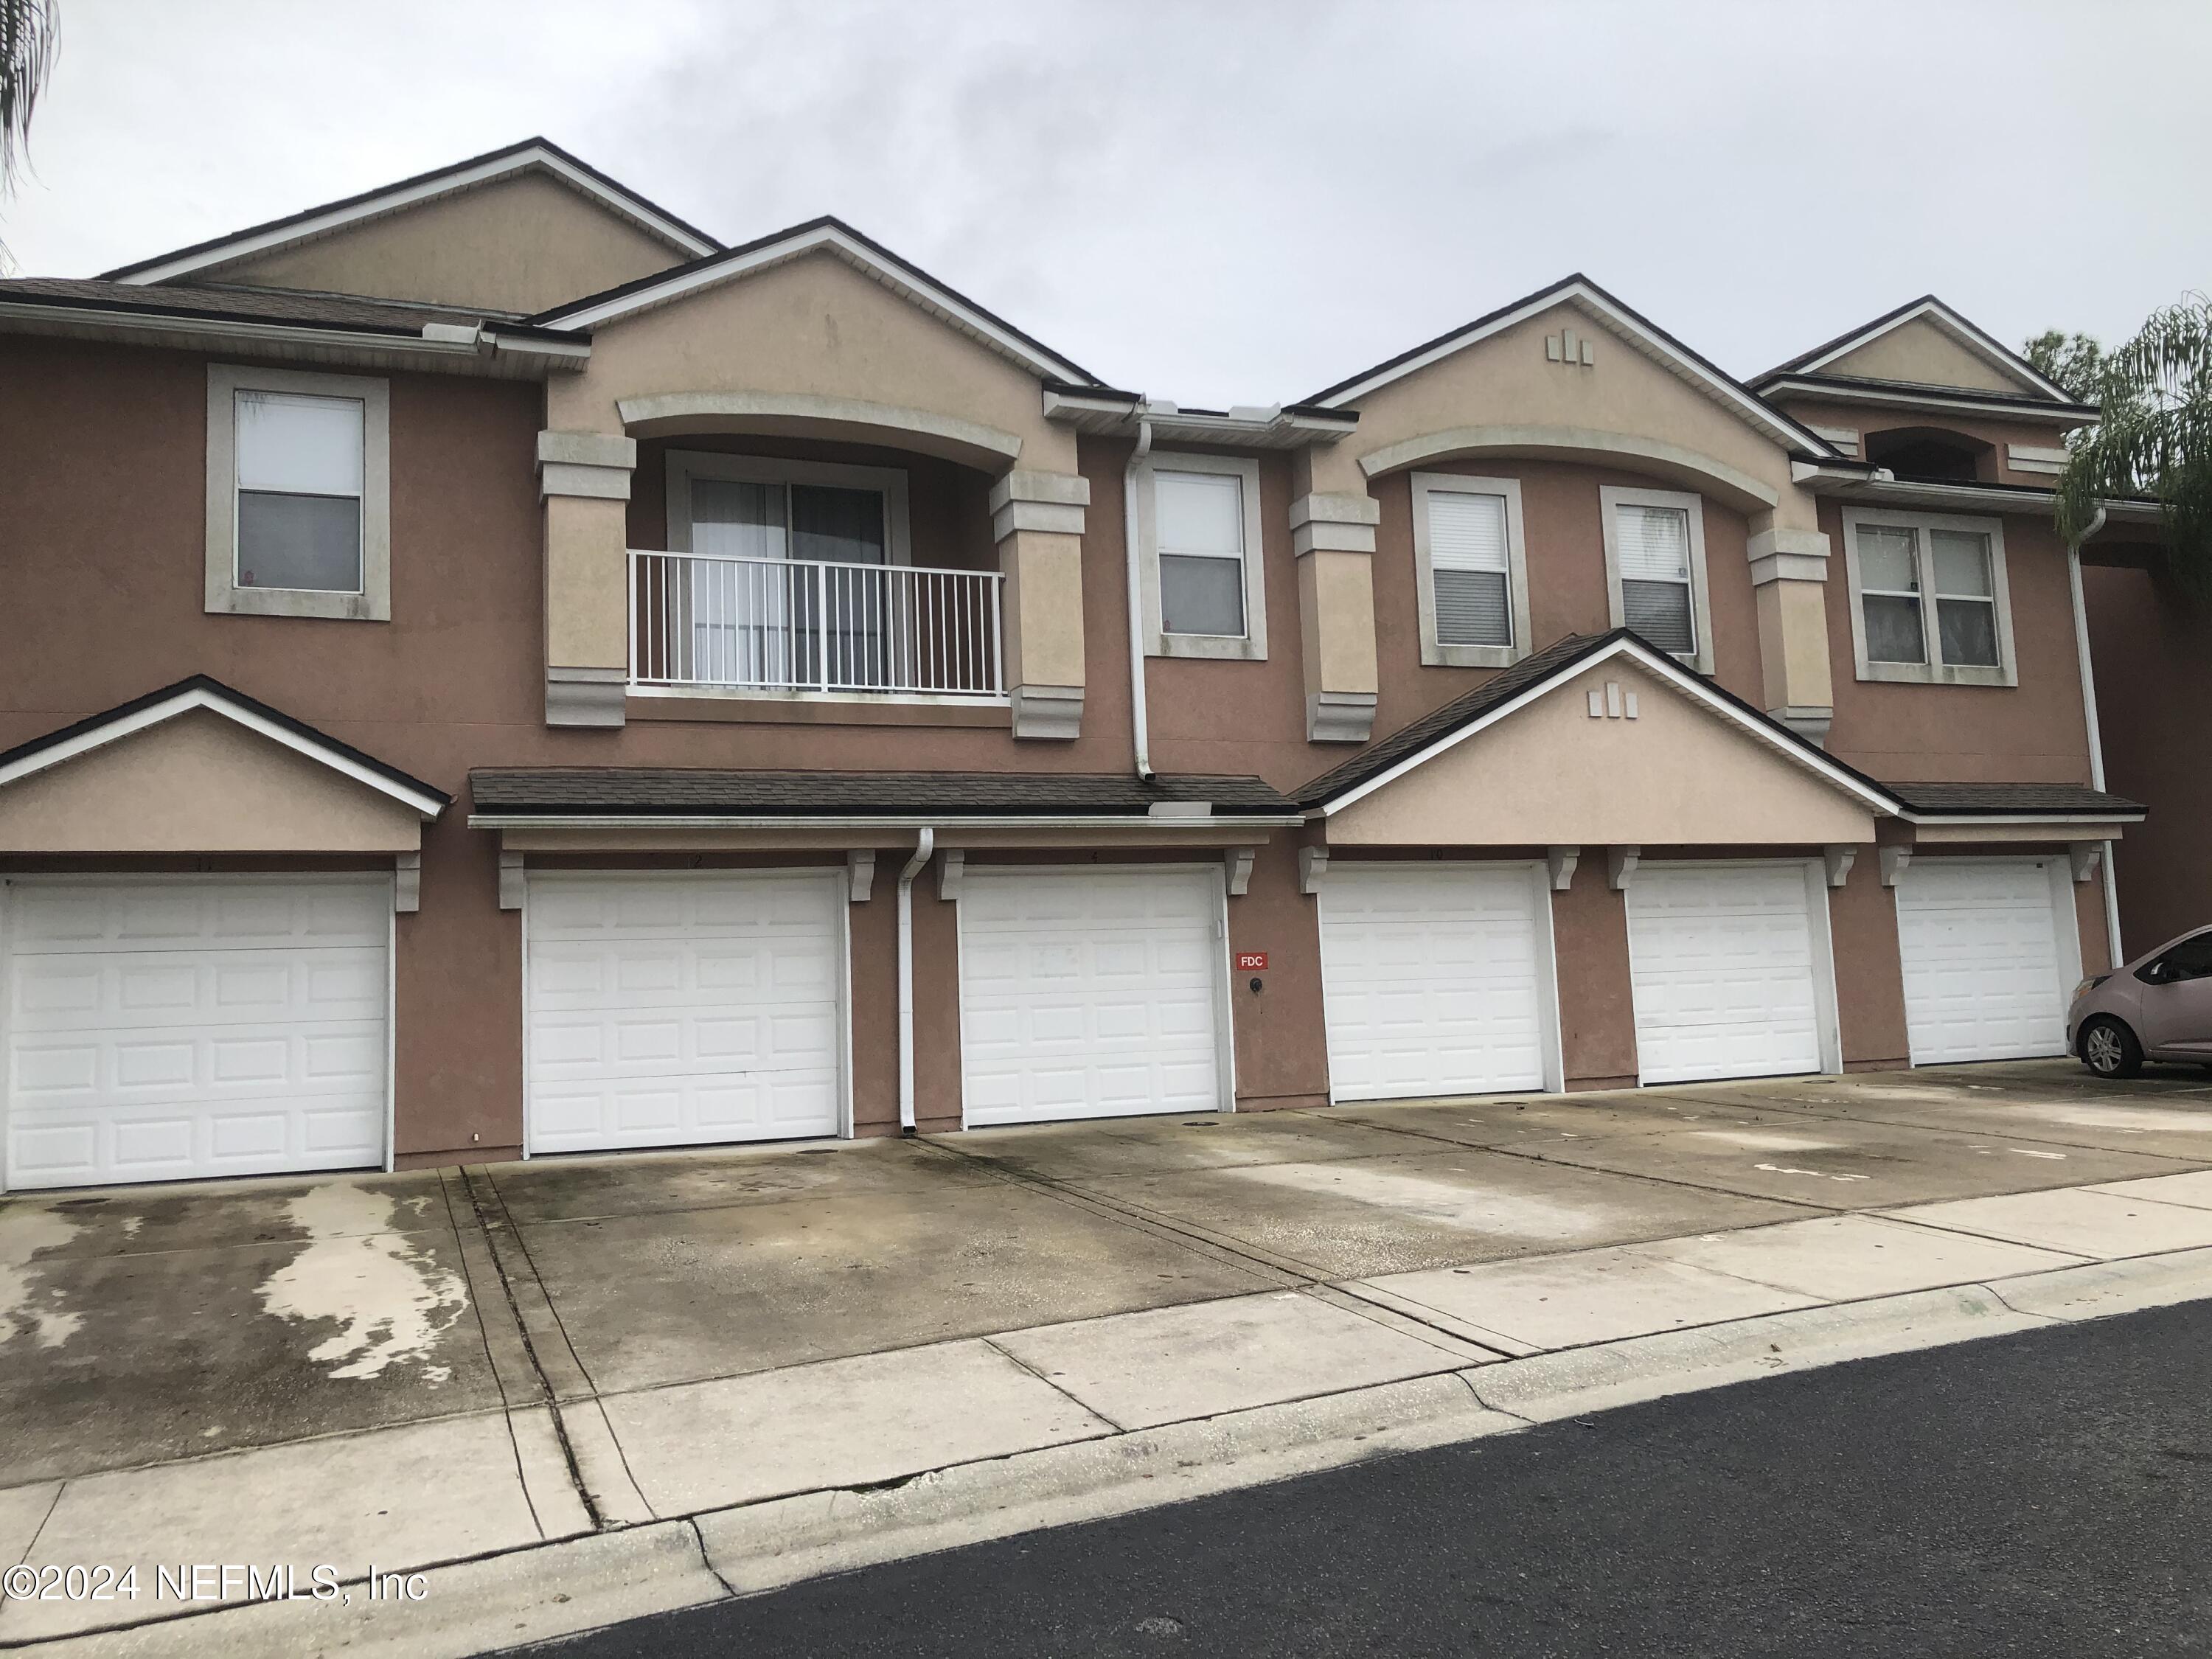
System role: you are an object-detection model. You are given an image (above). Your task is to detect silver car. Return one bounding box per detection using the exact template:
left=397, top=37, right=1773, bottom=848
left=2069, top=925, right=2212, bottom=1077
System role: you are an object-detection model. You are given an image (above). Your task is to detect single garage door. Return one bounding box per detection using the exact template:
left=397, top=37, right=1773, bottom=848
left=1318, top=863, right=1550, bottom=1102
left=959, top=866, right=1226, bottom=1127
left=1895, top=858, right=2071, bottom=1064
left=1627, top=863, right=1829, bottom=1085
left=526, top=872, right=843, bottom=1154
left=3, top=877, right=389, bottom=1191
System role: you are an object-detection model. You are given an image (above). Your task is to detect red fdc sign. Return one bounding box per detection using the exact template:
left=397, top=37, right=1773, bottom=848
left=1235, top=952, right=1269, bottom=973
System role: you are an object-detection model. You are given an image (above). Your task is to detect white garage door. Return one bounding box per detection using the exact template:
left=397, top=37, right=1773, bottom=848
left=1627, top=863, right=1829, bottom=1085
left=3, top=877, right=389, bottom=1191
left=1896, top=859, right=2071, bottom=1064
left=526, top=873, right=843, bottom=1154
left=959, top=867, right=1225, bottom=1127
left=1319, top=863, right=1549, bottom=1102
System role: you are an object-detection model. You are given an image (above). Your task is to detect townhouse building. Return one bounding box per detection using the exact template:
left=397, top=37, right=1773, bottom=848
left=0, top=140, right=2152, bottom=1191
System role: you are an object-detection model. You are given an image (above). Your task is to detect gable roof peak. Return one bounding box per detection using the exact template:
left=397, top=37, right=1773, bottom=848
left=100, top=137, right=723, bottom=287
left=1753, top=293, right=2076, bottom=403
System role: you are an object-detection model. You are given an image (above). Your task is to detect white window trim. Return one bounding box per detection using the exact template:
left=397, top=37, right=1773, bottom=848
left=1409, top=471, right=1531, bottom=668
left=1137, top=451, right=1267, bottom=661
left=1840, top=506, right=2017, bottom=688
left=664, top=449, right=913, bottom=564
left=206, top=364, right=390, bottom=622
left=1599, top=484, right=1711, bottom=675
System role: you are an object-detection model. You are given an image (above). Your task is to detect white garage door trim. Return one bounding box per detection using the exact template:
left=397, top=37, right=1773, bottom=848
left=1, top=872, right=396, bottom=1195
left=1894, top=856, right=2081, bottom=1066
left=952, top=862, right=1234, bottom=1128
left=1315, top=860, right=1564, bottom=1104
left=521, top=869, right=852, bottom=1158
left=1624, top=859, right=1843, bottom=1086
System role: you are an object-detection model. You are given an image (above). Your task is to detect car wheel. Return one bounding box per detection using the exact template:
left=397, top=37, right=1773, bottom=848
left=2079, top=1016, right=2143, bottom=1079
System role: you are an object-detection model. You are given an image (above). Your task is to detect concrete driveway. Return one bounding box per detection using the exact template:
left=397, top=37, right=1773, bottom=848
left=7, top=1058, right=2212, bottom=1644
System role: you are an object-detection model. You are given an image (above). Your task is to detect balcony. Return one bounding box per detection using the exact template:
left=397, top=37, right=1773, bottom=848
left=629, top=550, right=1006, bottom=701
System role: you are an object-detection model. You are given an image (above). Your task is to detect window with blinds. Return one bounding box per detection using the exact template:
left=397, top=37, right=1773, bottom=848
left=234, top=390, right=366, bottom=594
left=1425, top=488, right=1512, bottom=647
left=1614, top=502, right=1694, bottom=655
left=1156, top=468, right=1248, bottom=638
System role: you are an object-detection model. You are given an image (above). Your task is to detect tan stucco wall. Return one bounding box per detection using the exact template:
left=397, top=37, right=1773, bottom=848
left=543, top=251, right=1074, bottom=472
left=0, top=710, right=424, bottom=852
left=1298, top=547, right=1380, bottom=696
left=1819, top=316, right=2035, bottom=396
left=545, top=495, right=630, bottom=670
left=1338, top=302, right=1816, bottom=532
left=204, top=171, right=688, bottom=315
left=1757, top=577, right=1834, bottom=714
left=1327, top=661, right=1876, bottom=847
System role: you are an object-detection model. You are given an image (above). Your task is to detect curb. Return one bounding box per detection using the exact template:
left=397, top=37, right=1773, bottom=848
left=21, top=1247, right=2212, bottom=1657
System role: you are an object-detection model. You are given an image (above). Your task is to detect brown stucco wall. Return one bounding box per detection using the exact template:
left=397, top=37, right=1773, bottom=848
left=1772, top=395, right=2084, bottom=490
left=1549, top=862, right=1639, bottom=1089
left=2084, top=560, right=2212, bottom=952
left=1821, top=501, right=2094, bottom=786
left=1826, top=855, right=1910, bottom=1068
left=1226, top=838, right=1329, bottom=1110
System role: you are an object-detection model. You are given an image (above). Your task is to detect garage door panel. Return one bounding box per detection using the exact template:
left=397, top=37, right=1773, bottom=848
left=1627, top=866, right=1825, bottom=1086
left=1896, top=860, right=2067, bottom=1064
left=1320, top=866, right=1548, bottom=1103
left=959, top=869, right=1225, bottom=1127
left=525, top=875, right=843, bottom=1153
left=5, top=880, right=389, bottom=1190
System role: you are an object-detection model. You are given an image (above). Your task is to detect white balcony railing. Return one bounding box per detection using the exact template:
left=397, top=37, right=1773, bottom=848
left=630, top=550, right=1006, bottom=699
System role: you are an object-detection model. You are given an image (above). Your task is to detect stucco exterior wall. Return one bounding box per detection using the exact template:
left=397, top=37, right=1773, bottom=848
left=1821, top=501, right=2095, bottom=785
left=2084, top=560, right=2211, bottom=950
left=1818, top=318, right=2035, bottom=397
left=1327, top=661, right=1875, bottom=849
left=204, top=172, right=689, bottom=316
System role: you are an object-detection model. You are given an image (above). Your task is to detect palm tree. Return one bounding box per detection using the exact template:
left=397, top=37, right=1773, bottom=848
left=2037, top=296, right=2212, bottom=599
left=1, top=0, right=57, bottom=262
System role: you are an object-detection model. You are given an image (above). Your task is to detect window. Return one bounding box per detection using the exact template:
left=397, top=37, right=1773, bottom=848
left=206, top=365, right=389, bottom=621
left=2140, top=932, right=2212, bottom=986
left=1842, top=508, right=2016, bottom=686
left=1138, top=451, right=1266, bottom=661
left=662, top=451, right=914, bottom=693
left=1411, top=473, right=1529, bottom=667
left=1600, top=485, right=1711, bottom=672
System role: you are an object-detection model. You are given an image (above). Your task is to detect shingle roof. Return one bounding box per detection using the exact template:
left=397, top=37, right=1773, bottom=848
left=1887, top=782, right=2144, bottom=817
left=0, top=276, right=511, bottom=333
left=468, top=768, right=1298, bottom=818
left=1294, top=631, right=1613, bottom=809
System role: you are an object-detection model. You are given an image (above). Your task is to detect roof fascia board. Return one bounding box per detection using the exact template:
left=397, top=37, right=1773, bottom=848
left=466, top=812, right=1304, bottom=830
left=1759, top=375, right=2097, bottom=423
left=1899, top=810, right=2143, bottom=826
left=1315, top=636, right=1901, bottom=818
left=0, top=687, right=448, bottom=818
left=107, top=144, right=719, bottom=286
left=1310, top=279, right=1832, bottom=459
left=0, top=298, right=484, bottom=358
left=1790, top=464, right=2163, bottom=522
left=1790, top=299, right=2076, bottom=403
left=532, top=222, right=1095, bottom=385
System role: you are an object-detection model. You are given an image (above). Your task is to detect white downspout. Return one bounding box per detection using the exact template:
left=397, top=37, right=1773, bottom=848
left=2066, top=507, right=2124, bottom=963
left=1123, top=414, right=1157, bottom=781
left=897, top=826, right=935, bottom=1135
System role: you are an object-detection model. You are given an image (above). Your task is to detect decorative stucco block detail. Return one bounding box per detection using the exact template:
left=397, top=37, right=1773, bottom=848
left=537, top=430, right=637, bottom=501
left=1307, top=689, right=1377, bottom=745
left=546, top=666, right=627, bottom=728
left=1009, top=684, right=1084, bottom=741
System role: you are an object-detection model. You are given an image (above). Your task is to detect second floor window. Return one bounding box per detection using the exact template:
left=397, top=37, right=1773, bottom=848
left=205, top=364, right=390, bottom=623
left=1139, top=452, right=1267, bottom=662
left=1411, top=472, right=1528, bottom=669
left=1601, top=485, right=1710, bottom=671
left=1156, top=468, right=1248, bottom=637
left=234, top=391, right=366, bottom=594
left=1843, top=508, right=2015, bottom=687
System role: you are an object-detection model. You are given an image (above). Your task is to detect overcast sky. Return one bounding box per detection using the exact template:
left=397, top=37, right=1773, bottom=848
left=7, top=1, right=2207, bottom=403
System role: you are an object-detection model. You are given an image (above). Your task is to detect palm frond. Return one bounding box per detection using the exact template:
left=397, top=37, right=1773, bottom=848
left=2051, top=293, right=2212, bottom=600
left=1, top=0, right=58, bottom=192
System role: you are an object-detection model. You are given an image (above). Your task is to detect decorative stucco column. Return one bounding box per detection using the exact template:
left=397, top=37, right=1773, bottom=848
left=538, top=430, right=636, bottom=728
left=1746, top=499, right=1834, bottom=746
left=990, top=470, right=1090, bottom=739
left=1290, top=448, right=1380, bottom=744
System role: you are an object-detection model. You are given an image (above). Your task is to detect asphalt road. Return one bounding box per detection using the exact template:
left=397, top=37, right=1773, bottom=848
left=536, top=1302, right=2212, bottom=1658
